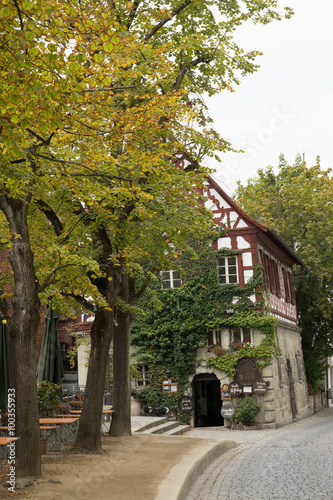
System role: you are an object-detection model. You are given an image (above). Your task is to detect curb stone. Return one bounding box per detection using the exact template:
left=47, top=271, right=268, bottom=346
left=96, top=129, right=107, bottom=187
left=155, top=439, right=237, bottom=500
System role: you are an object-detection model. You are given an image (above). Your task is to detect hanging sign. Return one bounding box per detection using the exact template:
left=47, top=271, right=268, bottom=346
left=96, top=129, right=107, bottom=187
left=221, top=404, right=235, bottom=418
left=228, top=381, right=243, bottom=397
left=178, top=396, right=194, bottom=413
left=253, top=379, right=268, bottom=396
left=221, top=383, right=231, bottom=400
left=235, top=357, right=260, bottom=386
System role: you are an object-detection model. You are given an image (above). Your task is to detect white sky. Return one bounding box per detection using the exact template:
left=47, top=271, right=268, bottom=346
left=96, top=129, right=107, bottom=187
left=205, top=0, right=333, bottom=195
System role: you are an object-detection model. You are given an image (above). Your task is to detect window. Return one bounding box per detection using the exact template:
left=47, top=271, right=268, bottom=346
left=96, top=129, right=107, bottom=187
left=282, top=268, right=296, bottom=305
left=208, top=329, right=222, bottom=346
left=161, top=270, right=182, bottom=289
left=137, top=364, right=149, bottom=387
left=218, top=256, right=238, bottom=284
left=260, top=251, right=281, bottom=296
left=230, top=327, right=252, bottom=344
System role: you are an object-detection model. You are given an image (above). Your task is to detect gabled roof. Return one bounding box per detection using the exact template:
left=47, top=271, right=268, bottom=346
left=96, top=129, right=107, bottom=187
left=207, top=175, right=305, bottom=267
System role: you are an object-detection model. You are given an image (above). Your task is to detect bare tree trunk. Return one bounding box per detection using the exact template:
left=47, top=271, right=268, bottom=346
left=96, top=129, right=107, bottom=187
left=74, top=307, right=114, bottom=452
left=0, top=196, right=42, bottom=476
left=109, top=274, right=132, bottom=437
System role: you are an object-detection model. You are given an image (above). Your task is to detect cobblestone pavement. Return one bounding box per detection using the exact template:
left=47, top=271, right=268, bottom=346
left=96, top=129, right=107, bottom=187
left=184, top=407, right=333, bottom=500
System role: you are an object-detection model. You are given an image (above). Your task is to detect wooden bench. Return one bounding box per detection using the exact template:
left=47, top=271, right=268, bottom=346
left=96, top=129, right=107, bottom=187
left=0, top=437, right=19, bottom=446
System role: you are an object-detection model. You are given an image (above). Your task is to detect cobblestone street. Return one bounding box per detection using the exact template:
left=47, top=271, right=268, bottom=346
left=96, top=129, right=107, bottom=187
left=185, top=407, right=333, bottom=500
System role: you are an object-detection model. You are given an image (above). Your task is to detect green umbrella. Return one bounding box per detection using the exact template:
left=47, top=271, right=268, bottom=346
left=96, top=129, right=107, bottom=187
left=0, top=311, right=10, bottom=411
left=37, top=307, right=64, bottom=397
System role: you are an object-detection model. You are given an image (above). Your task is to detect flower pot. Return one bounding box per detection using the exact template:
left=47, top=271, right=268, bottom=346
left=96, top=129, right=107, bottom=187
left=40, top=438, right=48, bottom=454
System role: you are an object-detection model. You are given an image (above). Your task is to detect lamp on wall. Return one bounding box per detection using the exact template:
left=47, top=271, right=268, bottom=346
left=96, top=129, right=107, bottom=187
left=226, top=308, right=234, bottom=315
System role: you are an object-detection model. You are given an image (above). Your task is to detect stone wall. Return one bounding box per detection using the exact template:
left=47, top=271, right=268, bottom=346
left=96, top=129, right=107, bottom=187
left=259, top=321, right=311, bottom=427
left=193, top=320, right=313, bottom=429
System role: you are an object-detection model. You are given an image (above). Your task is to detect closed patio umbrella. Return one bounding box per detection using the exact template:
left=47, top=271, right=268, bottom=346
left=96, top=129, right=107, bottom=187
left=0, top=290, right=10, bottom=411
left=37, top=306, right=64, bottom=397
left=0, top=312, right=10, bottom=411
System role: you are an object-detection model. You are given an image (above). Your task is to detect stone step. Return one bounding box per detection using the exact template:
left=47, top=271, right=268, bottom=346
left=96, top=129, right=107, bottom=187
left=147, top=420, right=179, bottom=434
left=162, top=424, right=191, bottom=436
left=132, top=416, right=169, bottom=433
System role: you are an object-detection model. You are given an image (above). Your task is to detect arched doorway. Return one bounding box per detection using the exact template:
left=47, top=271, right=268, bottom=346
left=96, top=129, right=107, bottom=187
left=192, top=373, right=223, bottom=427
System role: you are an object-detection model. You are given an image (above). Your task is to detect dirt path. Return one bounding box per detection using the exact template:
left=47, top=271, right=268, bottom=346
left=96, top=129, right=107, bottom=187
left=1, top=434, right=205, bottom=500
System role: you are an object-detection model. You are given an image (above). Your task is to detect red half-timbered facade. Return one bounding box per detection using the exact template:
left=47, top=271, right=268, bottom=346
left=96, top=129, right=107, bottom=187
left=204, top=176, right=302, bottom=324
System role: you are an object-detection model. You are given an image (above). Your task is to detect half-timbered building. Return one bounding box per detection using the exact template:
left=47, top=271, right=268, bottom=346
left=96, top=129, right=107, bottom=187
left=191, top=175, right=310, bottom=428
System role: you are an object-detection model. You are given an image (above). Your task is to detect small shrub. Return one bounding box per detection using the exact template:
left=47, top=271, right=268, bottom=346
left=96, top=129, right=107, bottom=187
left=37, top=381, right=61, bottom=417
left=230, top=395, right=260, bottom=426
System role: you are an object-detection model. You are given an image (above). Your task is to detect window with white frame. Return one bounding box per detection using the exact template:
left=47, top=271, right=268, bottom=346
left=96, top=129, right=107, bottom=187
left=218, top=256, right=238, bottom=284
left=208, top=329, right=222, bottom=346
left=230, top=327, right=253, bottom=344
left=137, top=364, right=149, bottom=387
left=161, top=270, right=182, bottom=289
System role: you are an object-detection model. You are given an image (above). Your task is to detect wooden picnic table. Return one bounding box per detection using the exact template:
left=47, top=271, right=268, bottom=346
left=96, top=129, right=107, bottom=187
left=54, top=414, right=80, bottom=418
left=1, top=425, right=60, bottom=431
left=0, top=437, right=20, bottom=446
left=39, top=418, right=79, bottom=425
left=70, top=410, right=114, bottom=415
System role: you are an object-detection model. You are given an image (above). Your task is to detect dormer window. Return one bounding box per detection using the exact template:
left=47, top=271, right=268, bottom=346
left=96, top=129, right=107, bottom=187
left=161, top=270, right=182, bottom=289
left=218, top=256, right=238, bottom=284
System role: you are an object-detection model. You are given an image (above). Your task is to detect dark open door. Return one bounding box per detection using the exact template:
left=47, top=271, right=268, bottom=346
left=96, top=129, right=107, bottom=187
left=193, top=373, right=223, bottom=427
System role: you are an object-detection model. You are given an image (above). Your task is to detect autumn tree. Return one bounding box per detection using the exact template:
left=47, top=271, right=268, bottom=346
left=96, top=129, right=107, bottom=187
left=236, top=154, right=333, bottom=388
left=0, top=0, right=155, bottom=474
left=34, top=0, right=294, bottom=444
left=0, top=0, right=294, bottom=467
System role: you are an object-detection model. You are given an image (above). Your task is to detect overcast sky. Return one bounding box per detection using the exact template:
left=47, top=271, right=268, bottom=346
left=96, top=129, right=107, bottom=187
left=205, top=0, right=333, bottom=195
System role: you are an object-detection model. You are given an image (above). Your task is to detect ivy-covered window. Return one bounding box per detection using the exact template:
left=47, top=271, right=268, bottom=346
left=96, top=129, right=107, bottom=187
left=161, top=270, right=182, bottom=289
left=230, top=327, right=252, bottom=344
left=137, top=364, right=149, bottom=387
left=217, top=256, right=238, bottom=284
left=208, top=329, right=222, bottom=346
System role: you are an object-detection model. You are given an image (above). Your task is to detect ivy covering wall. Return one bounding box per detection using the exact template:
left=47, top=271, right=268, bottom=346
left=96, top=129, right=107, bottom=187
left=131, top=234, right=277, bottom=422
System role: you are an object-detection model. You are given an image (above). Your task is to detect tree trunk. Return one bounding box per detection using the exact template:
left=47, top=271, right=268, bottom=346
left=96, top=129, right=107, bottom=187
left=109, top=274, right=132, bottom=437
left=74, top=306, right=114, bottom=453
left=0, top=197, right=42, bottom=476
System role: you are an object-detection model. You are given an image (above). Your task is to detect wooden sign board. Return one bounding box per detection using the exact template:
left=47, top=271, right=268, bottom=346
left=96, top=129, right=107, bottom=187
left=221, top=383, right=231, bottom=401
left=235, top=357, right=260, bottom=386
left=162, top=382, right=178, bottom=393
left=178, top=396, right=194, bottom=413
left=228, top=381, right=243, bottom=397
left=221, top=404, right=235, bottom=418
left=253, top=379, right=268, bottom=396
